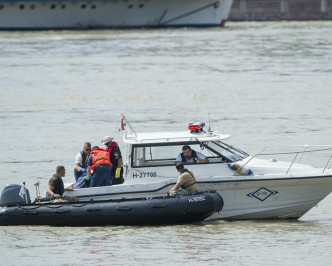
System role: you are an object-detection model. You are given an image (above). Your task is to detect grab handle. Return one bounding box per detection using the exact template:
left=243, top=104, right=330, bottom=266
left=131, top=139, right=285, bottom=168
left=24, top=211, right=38, bottom=215
left=151, top=204, right=167, bottom=208
left=86, top=208, right=101, bottom=212
left=55, top=209, right=70, bottom=214
left=116, top=206, right=132, bottom=211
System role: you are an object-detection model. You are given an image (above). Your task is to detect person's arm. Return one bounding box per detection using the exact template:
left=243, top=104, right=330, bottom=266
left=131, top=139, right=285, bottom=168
left=117, top=158, right=123, bottom=168
left=86, top=155, right=93, bottom=178
left=64, top=186, right=73, bottom=191
left=114, top=157, right=122, bottom=178
left=75, top=153, right=85, bottom=172
left=197, top=157, right=209, bottom=163
left=175, top=154, right=184, bottom=164
left=196, top=152, right=209, bottom=163
left=75, top=163, right=86, bottom=172
left=87, top=165, right=92, bottom=178
left=167, top=182, right=182, bottom=196
left=46, top=185, right=60, bottom=199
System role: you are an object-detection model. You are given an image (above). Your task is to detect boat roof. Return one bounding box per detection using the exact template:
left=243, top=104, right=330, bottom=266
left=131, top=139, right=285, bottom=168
left=123, top=130, right=231, bottom=144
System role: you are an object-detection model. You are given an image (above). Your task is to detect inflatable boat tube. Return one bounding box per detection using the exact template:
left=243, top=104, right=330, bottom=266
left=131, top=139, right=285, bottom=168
left=0, top=191, right=223, bottom=226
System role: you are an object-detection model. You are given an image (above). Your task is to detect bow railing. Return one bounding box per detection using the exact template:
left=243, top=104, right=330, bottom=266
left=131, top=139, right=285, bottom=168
left=234, top=145, right=332, bottom=176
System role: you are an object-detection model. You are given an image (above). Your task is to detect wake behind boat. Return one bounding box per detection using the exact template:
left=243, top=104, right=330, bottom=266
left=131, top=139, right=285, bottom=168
left=0, top=0, right=233, bottom=30
left=0, top=184, right=223, bottom=226
left=65, top=119, right=332, bottom=220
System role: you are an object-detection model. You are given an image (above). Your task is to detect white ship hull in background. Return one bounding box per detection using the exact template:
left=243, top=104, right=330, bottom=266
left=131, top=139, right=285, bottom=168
left=0, top=0, right=233, bottom=30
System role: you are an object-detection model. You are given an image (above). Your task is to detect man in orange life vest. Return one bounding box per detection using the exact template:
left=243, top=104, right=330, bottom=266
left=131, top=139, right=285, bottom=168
left=86, top=146, right=112, bottom=187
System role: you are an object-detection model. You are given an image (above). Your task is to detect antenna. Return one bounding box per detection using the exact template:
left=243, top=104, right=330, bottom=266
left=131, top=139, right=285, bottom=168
left=208, top=113, right=211, bottom=132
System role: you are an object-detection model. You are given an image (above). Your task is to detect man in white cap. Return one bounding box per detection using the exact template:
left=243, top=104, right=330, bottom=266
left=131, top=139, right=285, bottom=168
left=101, top=136, right=124, bottom=185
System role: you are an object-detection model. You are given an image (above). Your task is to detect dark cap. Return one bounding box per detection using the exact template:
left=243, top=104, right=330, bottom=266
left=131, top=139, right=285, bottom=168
left=176, top=164, right=184, bottom=170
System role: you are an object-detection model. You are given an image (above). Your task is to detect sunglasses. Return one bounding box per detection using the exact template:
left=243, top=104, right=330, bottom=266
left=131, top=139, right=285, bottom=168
left=85, top=149, right=91, bottom=151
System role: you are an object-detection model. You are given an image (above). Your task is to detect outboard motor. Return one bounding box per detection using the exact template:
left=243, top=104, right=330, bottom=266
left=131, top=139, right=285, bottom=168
left=0, top=184, right=31, bottom=206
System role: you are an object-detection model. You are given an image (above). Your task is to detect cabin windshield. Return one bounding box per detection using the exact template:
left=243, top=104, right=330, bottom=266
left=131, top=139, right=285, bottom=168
left=131, top=141, right=248, bottom=167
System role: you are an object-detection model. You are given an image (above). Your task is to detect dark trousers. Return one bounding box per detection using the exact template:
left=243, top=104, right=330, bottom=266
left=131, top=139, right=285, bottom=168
left=90, top=169, right=111, bottom=187
left=74, top=169, right=84, bottom=182
left=72, top=176, right=90, bottom=189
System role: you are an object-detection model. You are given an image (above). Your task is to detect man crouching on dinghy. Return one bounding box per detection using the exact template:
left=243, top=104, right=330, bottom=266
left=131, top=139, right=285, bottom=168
left=46, top=165, right=73, bottom=199
left=167, top=164, right=198, bottom=196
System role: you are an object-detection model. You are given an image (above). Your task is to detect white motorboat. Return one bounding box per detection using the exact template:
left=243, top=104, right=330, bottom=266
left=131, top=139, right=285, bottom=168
left=66, top=119, right=332, bottom=220
left=0, top=0, right=233, bottom=30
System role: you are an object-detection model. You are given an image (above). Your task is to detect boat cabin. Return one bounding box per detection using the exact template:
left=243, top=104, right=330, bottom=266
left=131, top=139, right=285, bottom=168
left=123, top=123, right=249, bottom=183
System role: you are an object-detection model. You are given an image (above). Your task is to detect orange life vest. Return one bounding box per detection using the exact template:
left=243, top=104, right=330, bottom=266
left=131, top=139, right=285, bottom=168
left=91, top=148, right=112, bottom=171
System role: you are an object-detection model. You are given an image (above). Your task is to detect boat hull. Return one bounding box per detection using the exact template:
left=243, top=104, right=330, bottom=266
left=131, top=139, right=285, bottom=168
left=64, top=174, right=332, bottom=220
left=0, top=191, right=223, bottom=226
left=0, top=0, right=233, bottom=30
left=202, top=175, right=332, bottom=220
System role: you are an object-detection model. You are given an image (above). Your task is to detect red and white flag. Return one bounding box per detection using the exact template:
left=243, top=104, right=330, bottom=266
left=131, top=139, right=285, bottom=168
left=119, top=118, right=126, bottom=131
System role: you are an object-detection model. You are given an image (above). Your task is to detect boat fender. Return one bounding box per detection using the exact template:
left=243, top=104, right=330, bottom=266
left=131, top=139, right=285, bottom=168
left=228, top=163, right=253, bottom=175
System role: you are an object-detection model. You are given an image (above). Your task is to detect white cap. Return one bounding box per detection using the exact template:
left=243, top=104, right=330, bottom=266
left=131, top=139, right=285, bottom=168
left=101, top=136, right=113, bottom=145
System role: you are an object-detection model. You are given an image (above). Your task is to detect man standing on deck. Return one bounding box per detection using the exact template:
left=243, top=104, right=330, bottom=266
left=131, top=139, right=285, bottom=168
left=74, top=142, right=91, bottom=181
left=86, top=146, right=112, bottom=187
left=101, top=136, right=124, bottom=185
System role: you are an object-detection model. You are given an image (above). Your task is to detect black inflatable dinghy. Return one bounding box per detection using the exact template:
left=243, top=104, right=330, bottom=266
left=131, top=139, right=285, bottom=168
left=0, top=184, right=223, bottom=226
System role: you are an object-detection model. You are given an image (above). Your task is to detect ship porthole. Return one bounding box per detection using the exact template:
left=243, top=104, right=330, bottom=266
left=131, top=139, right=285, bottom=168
left=30, top=4, right=35, bottom=10
left=0, top=4, right=4, bottom=10
left=128, top=5, right=133, bottom=8
left=91, top=5, right=96, bottom=9
left=50, top=4, right=56, bottom=9
left=81, top=4, right=86, bottom=9
left=19, top=4, right=25, bottom=9
left=139, top=4, right=144, bottom=8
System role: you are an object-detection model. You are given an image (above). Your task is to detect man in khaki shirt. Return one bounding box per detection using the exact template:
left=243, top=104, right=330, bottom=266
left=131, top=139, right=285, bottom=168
left=167, top=164, right=198, bottom=196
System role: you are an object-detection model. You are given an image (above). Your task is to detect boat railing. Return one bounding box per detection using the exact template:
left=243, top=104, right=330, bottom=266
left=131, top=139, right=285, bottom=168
left=234, top=145, right=332, bottom=176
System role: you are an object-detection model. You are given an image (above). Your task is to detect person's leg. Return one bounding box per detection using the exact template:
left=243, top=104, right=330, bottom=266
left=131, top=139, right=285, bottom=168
left=72, top=176, right=87, bottom=189
left=109, top=170, right=115, bottom=185
left=90, top=170, right=104, bottom=187
left=101, top=170, right=111, bottom=186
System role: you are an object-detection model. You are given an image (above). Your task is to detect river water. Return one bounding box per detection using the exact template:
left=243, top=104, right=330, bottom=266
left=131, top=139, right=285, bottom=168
left=0, top=21, right=332, bottom=265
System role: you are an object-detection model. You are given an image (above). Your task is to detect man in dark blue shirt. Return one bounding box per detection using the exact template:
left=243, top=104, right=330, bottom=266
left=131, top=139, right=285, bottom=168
left=101, top=136, right=124, bottom=185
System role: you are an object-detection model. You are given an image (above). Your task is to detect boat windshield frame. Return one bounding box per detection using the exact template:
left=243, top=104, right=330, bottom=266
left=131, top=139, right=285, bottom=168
left=130, top=140, right=249, bottom=168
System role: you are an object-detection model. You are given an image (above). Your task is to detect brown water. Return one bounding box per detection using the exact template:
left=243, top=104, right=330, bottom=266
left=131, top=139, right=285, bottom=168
left=0, top=21, right=332, bottom=265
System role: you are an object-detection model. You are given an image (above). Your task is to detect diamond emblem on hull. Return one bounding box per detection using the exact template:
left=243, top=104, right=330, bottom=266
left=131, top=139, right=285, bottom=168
left=247, top=187, right=278, bottom=202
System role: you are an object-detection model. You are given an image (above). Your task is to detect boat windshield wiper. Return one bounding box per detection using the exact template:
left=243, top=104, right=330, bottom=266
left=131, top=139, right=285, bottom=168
left=195, top=138, right=231, bottom=162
